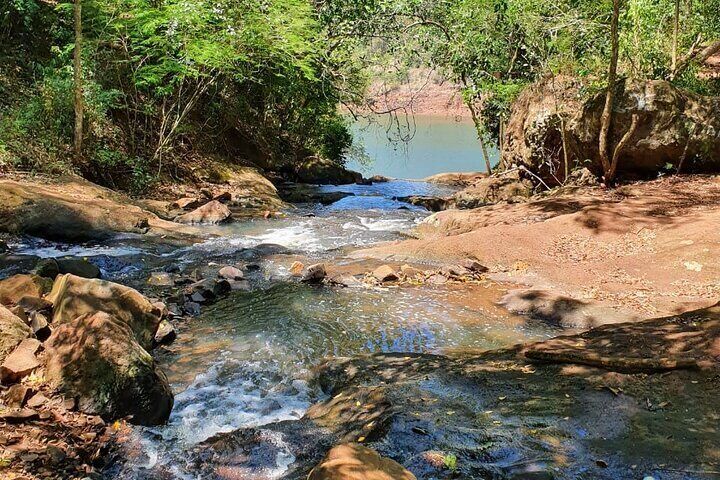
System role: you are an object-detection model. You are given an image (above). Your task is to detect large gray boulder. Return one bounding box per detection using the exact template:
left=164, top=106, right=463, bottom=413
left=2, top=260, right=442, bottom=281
left=44, top=311, right=173, bottom=425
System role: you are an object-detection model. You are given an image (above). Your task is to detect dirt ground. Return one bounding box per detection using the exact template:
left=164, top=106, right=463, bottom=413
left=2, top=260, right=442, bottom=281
left=356, top=175, right=720, bottom=325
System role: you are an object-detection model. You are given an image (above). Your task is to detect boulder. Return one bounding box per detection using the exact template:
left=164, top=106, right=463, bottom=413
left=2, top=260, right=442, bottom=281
left=1, top=340, right=41, bottom=383
left=175, top=200, right=231, bottom=225
left=302, top=264, right=327, bottom=284
left=503, top=77, right=720, bottom=184
left=0, top=274, right=52, bottom=307
left=46, top=274, right=162, bottom=350
left=218, top=266, right=244, bottom=281
left=395, top=195, right=452, bottom=212
left=369, top=175, right=391, bottom=183
left=17, top=296, right=53, bottom=315
left=44, top=311, right=173, bottom=425
left=372, top=265, right=399, bottom=283
left=453, top=172, right=533, bottom=209
left=0, top=305, right=31, bottom=362
left=294, top=156, right=362, bottom=185
left=308, top=443, right=416, bottom=480
left=56, top=258, right=101, bottom=279
left=33, top=258, right=60, bottom=279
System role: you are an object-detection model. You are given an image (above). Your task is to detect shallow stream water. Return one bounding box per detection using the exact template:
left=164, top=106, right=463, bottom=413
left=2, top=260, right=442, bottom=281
left=11, top=179, right=561, bottom=479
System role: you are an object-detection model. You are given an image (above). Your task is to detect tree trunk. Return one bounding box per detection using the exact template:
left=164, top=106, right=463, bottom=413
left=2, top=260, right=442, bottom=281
left=598, top=0, right=622, bottom=183
left=466, top=99, right=493, bottom=174
left=671, top=0, right=680, bottom=73
left=73, top=0, right=84, bottom=161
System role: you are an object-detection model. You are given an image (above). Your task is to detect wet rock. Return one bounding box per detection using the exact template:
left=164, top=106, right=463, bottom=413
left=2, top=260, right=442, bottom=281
left=29, top=312, right=51, bottom=341
left=228, top=280, right=251, bottom=291
left=460, top=258, right=488, bottom=273
left=441, top=265, right=470, bottom=278
left=148, top=272, right=175, bottom=287
left=56, top=258, right=101, bottom=279
left=302, top=264, right=327, bottom=284
left=164, top=263, right=181, bottom=274
left=151, top=301, right=169, bottom=319
left=5, top=384, right=34, bottom=408
left=185, top=278, right=231, bottom=304
left=372, top=265, right=399, bottom=283
left=154, top=320, right=176, bottom=346
left=308, top=443, right=416, bottom=480
left=395, top=195, right=451, bottom=212
left=218, top=266, right=244, bottom=281
left=290, top=261, right=305, bottom=276
left=45, top=311, right=173, bottom=425
left=0, top=305, right=32, bottom=362
left=47, top=274, right=163, bottom=350
left=33, top=258, right=60, bottom=279
left=0, top=274, right=52, bottom=307
left=1, top=340, right=41, bottom=383
left=184, top=302, right=201, bottom=316
left=328, top=274, right=364, bottom=288
left=0, top=240, right=7, bottom=253
left=426, top=274, right=448, bottom=285
left=175, top=200, right=231, bottom=225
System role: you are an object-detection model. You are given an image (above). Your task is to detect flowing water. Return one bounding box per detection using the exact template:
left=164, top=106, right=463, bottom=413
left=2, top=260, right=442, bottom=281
left=10, top=179, right=560, bottom=479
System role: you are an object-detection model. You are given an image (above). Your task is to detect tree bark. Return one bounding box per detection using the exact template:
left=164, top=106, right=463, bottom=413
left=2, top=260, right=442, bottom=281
left=672, top=38, right=720, bottom=79
left=671, top=0, right=680, bottom=73
left=598, top=0, right=622, bottom=183
left=73, top=0, right=84, bottom=161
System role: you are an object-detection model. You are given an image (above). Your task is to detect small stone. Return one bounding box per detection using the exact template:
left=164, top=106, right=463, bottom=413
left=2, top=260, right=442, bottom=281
left=328, top=274, right=363, bottom=288
left=26, top=392, right=49, bottom=409
left=289, top=261, right=305, bottom=276
left=213, top=192, right=232, bottom=203
left=20, top=453, right=39, bottom=462
left=218, top=266, right=244, bottom=281
left=460, top=258, right=488, bottom=273
left=5, top=384, right=34, bottom=408
left=190, top=291, right=207, bottom=304
left=17, top=338, right=41, bottom=355
left=301, top=264, right=327, bottom=284
left=400, top=264, right=423, bottom=277
left=228, top=280, right=251, bottom=291
left=154, top=320, right=177, bottom=346
left=30, top=312, right=52, bottom=341
left=46, top=445, right=66, bottom=464
left=184, top=302, right=201, bottom=316
left=426, top=274, right=448, bottom=285
left=443, top=265, right=470, bottom=277
left=63, top=397, right=77, bottom=411
left=151, top=301, right=168, bottom=319
left=164, top=264, right=181, bottom=273
left=1, top=342, right=41, bottom=383
left=171, top=197, right=203, bottom=210
left=147, top=272, right=175, bottom=287
left=372, top=265, right=399, bottom=282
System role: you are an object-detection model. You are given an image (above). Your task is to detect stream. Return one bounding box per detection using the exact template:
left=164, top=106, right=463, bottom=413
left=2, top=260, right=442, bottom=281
left=11, top=179, right=561, bottom=479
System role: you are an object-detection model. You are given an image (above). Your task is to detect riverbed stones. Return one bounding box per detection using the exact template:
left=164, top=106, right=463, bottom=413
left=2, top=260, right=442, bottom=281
left=33, top=258, right=60, bottom=279
left=45, top=311, right=173, bottom=425
left=47, top=274, right=162, bottom=350
left=400, top=264, right=424, bottom=278
left=290, top=261, right=305, bottom=276
left=175, top=200, right=231, bottom=225
left=218, top=265, right=244, bottom=281
left=372, top=265, right=399, bottom=283
left=148, top=272, right=175, bottom=287
left=0, top=274, right=52, bottom=307
left=0, top=305, right=31, bottom=363
left=154, top=320, right=176, bottom=346
left=302, top=263, right=327, bottom=284
left=308, top=443, right=416, bottom=480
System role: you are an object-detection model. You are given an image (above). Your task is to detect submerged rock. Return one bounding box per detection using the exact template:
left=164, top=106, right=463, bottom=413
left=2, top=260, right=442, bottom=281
left=55, top=258, right=101, bottom=279
left=309, top=443, right=416, bottom=480
left=302, top=263, right=327, bottom=284
left=45, top=311, right=173, bottom=425
left=218, top=265, right=244, bottom=281
left=154, top=320, right=177, bottom=346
